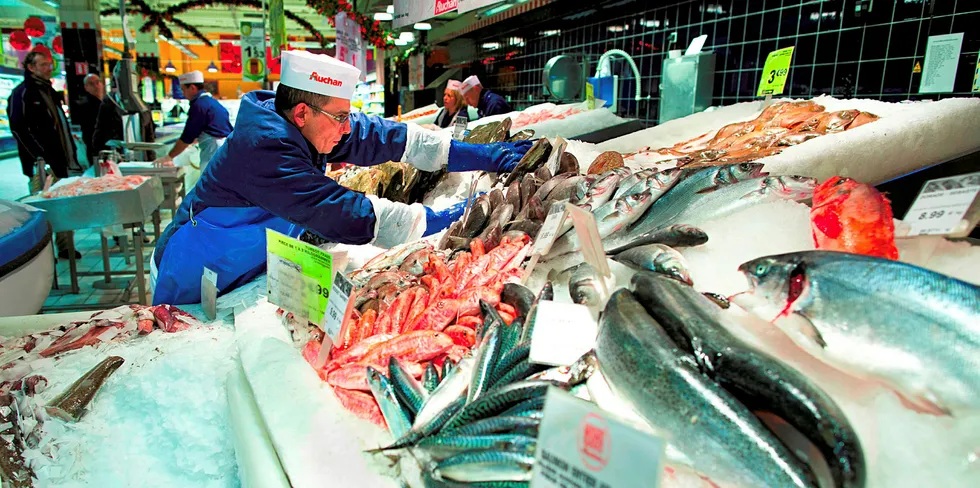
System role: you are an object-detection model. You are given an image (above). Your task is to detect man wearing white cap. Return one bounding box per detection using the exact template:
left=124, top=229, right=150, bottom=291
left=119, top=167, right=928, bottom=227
left=153, top=70, right=232, bottom=168
left=460, top=75, right=513, bottom=118
left=151, top=51, right=532, bottom=304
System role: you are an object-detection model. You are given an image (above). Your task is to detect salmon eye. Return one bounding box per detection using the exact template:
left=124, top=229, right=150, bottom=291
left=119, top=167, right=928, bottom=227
left=754, top=263, right=769, bottom=276
left=788, top=263, right=807, bottom=304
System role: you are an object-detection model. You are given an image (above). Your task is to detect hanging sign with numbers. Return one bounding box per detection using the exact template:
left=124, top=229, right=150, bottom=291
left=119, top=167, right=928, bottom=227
left=265, top=229, right=334, bottom=324
left=757, top=46, right=794, bottom=97
left=335, top=12, right=366, bottom=81
left=240, top=21, right=265, bottom=82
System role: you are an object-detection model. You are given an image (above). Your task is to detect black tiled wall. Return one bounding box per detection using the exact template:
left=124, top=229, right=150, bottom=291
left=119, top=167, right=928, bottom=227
left=470, top=0, right=979, bottom=124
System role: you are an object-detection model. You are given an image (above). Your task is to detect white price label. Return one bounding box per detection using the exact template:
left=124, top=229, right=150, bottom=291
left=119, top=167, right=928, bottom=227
left=532, top=200, right=570, bottom=255
left=902, top=171, right=980, bottom=236
left=267, top=255, right=306, bottom=318
left=323, top=271, right=354, bottom=341
left=545, top=136, right=568, bottom=175
left=565, top=203, right=612, bottom=282
left=528, top=301, right=597, bottom=367
left=201, top=267, right=218, bottom=321
left=531, top=388, right=666, bottom=488
left=452, top=114, right=469, bottom=141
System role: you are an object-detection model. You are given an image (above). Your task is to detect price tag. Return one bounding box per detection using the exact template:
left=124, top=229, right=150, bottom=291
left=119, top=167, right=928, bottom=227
left=973, top=52, right=980, bottom=93
left=532, top=200, right=570, bottom=256
left=585, top=82, right=596, bottom=110
left=565, top=203, right=612, bottom=285
left=265, top=229, right=334, bottom=324
left=322, top=271, right=354, bottom=341
left=902, top=171, right=980, bottom=237
left=452, top=114, right=469, bottom=141
left=757, top=46, right=794, bottom=96
left=530, top=387, right=666, bottom=488
left=528, top=301, right=597, bottom=367
left=201, top=267, right=218, bottom=321
left=545, top=136, right=568, bottom=176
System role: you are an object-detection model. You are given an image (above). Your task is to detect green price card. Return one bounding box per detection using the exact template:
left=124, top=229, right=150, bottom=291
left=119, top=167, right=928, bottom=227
left=265, top=229, right=333, bottom=324
left=757, top=46, right=795, bottom=97
left=972, top=52, right=980, bottom=93
left=586, top=82, right=595, bottom=110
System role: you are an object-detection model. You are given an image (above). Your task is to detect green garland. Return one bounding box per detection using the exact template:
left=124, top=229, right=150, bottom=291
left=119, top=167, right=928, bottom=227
left=306, top=0, right=396, bottom=49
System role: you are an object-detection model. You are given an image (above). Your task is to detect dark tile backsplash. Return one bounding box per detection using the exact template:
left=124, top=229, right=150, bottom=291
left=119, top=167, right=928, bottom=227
left=464, top=0, right=979, bottom=125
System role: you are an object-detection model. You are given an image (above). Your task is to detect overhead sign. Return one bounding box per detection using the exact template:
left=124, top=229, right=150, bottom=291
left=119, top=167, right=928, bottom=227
left=335, top=12, right=366, bottom=81
left=393, top=0, right=458, bottom=29
left=919, top=32, right=964, bottom=94
left=240, top=21, right=265, bottom=82
left=268, top=0, right=287, bottom=57
left=458, top=0, right=498, bottom=14
left=757, top=46, right=794, bottom=97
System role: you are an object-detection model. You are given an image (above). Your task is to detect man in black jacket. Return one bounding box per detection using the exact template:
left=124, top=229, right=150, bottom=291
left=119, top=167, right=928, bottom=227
left=7, top=51, right=80, bottom=179
left=75, top=73, right=105, bottom=165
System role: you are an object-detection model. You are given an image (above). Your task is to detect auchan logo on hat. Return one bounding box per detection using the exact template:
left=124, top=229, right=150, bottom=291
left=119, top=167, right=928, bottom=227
left=309, top=71, right=343, bottom=87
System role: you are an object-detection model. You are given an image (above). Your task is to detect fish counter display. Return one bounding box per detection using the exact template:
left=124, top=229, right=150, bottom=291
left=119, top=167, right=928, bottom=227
left=272, top=105, right=980, bottom=488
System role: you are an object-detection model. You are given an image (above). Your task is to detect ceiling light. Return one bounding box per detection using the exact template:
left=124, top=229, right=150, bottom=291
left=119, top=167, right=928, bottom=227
left=207, top=61, right=218, bottom=73
left=386, top=5, right=394, bottom=14
left=394, top=39, right=408, bottom=46
left=607, top=25, right=628, bottom=33
left=374, top=12, right=393, bottom=21
left=640, top=19, right=660, bottom=28
left=414, top=22, right=431, bottom=30
left=164, top=61, right=176, bottom=72
left=481, top=4, right=512, bottom=17
left=509, top=37, right=524, bottom=46
left=540, top=30, right=561, bottom=37
left=399, top=32, right=415, bottom=42
left=481, top=42, right=501, bottom=49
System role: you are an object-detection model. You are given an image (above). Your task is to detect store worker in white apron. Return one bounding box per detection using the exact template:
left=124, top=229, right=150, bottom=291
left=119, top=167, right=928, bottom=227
left=153, top=71, right=232, bottom=168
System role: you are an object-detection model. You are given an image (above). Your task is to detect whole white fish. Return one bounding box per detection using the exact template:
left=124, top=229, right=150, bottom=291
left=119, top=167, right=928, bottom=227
left=545, top=191, right=655, bottom=259
left=739, top=251, right=980, bottom=414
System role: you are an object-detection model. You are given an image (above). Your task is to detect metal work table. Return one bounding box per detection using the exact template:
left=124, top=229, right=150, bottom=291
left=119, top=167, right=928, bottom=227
left=22, top=177, right=165, bottom=307
left=118, top=162, right=186, bottom=216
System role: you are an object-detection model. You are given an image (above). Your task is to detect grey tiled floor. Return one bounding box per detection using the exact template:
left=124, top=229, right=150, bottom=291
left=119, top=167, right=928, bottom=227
left=42, top=213, right=173, bottom=312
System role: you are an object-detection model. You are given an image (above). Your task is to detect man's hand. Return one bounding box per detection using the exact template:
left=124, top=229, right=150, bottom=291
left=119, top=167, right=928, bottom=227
left=153, top=155, right=175, bottom=168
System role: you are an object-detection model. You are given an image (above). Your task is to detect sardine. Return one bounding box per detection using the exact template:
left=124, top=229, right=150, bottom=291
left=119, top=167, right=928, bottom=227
left=441, top=358, right=456, bottom=380
left=498, top=397, right=545, bottom=418
left=491, top=359, right=551, bottom=391
left=416, top=433, right=537, bottom=459
left=596, top=290, right=818, bottom=487
left=389, top=356, right=426, bottom=417
left=441, top=415, right=540, bottom=437
left=605, top=224, right=708, bottom=255
left=366, top=366, right=413, bottom=439
left=545, top=190, right=655, bottom=259
left=443, top=381, right=559, bottom=431
left=613, top=243, right=693, bottom=285
left=632, top=272, right=865, bottom=488
left=469, top=324, right=504, bottom=403
left=738, top=251, right=980, bottom=413
left=46, top=356, right=124, bottom=422
left=565, top=262, right=602, bottom=306
left=432, top=450, right=535, bottom=483
left=376, top=396, right=466, bottom=451
left=423, top=363, right=441, bottom=394
left=487, top=341, right=531, bottom=389
left=632, top=175, right=816, bottom=235
left=415, top=356, right=475, bottom=430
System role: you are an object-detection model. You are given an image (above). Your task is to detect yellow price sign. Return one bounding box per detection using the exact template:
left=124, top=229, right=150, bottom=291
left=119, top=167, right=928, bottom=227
left=757, top=46, right=795, bottom=97
left=586, top=82, right=595, bottom=110
left=265, top=229, right=334, bottom=324
left=972, top=52, right=980, bottom=93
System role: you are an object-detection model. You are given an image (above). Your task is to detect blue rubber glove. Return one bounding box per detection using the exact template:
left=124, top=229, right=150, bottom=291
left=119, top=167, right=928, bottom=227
left=423, top=200, right=468, bottom=237
left=447, top=139, right=534, bottom=173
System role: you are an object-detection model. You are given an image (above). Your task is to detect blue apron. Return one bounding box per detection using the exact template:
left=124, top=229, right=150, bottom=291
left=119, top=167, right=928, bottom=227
left=152, top=206, right=302, bottom=305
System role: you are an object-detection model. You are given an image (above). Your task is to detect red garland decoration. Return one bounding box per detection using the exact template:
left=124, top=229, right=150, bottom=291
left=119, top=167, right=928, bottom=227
left=305, top=0, right=396, bottom=50
left=23, top=17, right=46, bottom=38
left=9, top=30, right=31, bottom=51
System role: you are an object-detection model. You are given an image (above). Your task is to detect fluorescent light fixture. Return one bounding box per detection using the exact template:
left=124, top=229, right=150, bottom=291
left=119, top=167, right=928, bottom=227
left=43, top=0, right=59, bottom=7
left=374, top=12, right=393, bottom=21
left=540, top=30, right=561, bottom=37
left=394, top=39, right=408, bottom=46
left=164, top=61, right=176, bottom=72
left=639, top=19, right=660, bottom=28
left=414, top=22, right=431, bottom=30
left=481, top=4, right=512, bottom=16
left=399, top=32, right=415, bottom=42
left=481, top=42, right=501, bottom=49
left=607, top=25, right=628, bottom=33
left=386, top=5, right=394, bottom=14
left=509, top=37, right=524, bottom=46
left=207, top=61, right=218, bottom=72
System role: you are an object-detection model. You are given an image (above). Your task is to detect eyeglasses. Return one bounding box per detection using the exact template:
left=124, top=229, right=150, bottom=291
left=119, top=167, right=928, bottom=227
left=307, top=104, right=350, bottom=124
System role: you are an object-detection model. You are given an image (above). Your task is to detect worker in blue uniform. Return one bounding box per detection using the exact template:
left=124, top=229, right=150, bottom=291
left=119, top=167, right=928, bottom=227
left=150, top=51, right=532, bottom=305
left=153, top=70, right=233, bottom=168
left=461, top=75, right=513, bottom=118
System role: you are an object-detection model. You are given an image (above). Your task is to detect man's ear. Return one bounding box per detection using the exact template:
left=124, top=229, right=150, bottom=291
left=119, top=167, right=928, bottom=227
left=291, top=104, right=308, bottom=128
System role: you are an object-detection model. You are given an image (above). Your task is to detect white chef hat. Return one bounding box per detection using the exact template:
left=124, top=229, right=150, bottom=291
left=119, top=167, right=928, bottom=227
left=446, top=80, right=461, bottom=92
left=280, top=50, right=360, bottom=100
left=178, top=70, right=204, bottom=84
left=460, top=75, right=482, bottom=94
